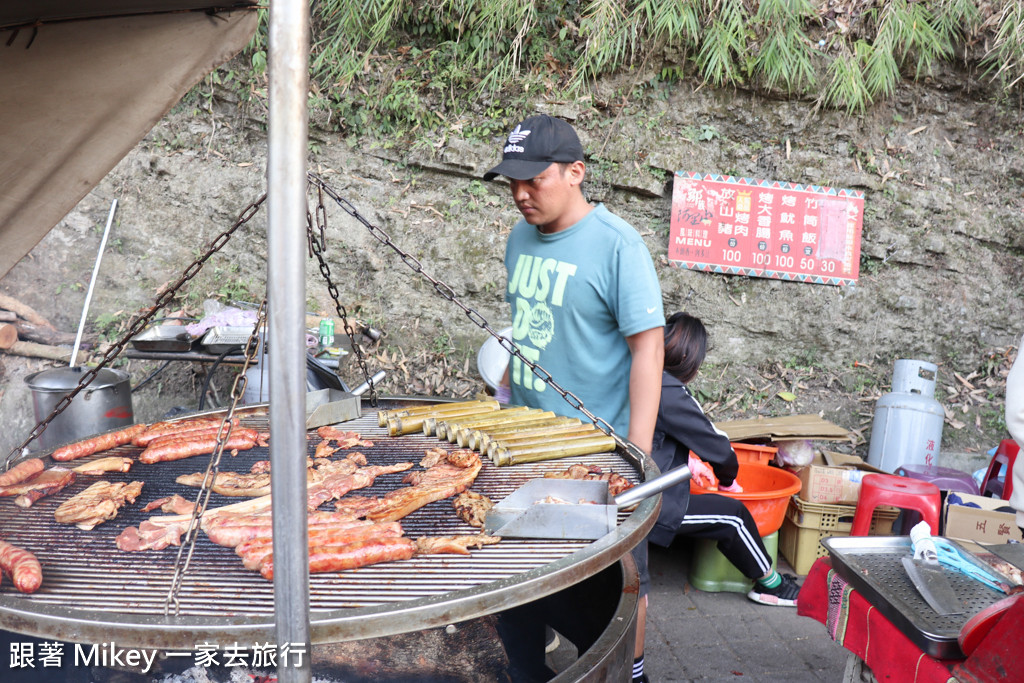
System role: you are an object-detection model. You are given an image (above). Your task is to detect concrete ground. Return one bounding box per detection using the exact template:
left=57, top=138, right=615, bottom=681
left=641, top=539, right=850, bottom=682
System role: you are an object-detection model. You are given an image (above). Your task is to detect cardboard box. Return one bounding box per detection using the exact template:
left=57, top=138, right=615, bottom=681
left=717, top=414, right=851, bottom=442
left=943, top=492, right=1023, bottom=544
left=792, top=451, right=886, bottom=505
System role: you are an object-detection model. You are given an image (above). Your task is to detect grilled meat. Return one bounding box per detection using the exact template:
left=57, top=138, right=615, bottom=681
left=234, top=521, right=404, bottom=570
left=366, top=450, right=482, bottom=522
left=316, top=426, right=373, bottom=449
left=142, top=494, right=196, bottom=514
left=132, top=418, right=232, bottom=447
left=0, top=458, right=45, bottom=487
left=0, top=540, right=43, bottom=593
left=51, top=423, right=148, bottom=461
left=72, top=456, right=134, bottom=476
left=0, top=467, right=77, bottom=508
left=260, top=537, right=417, bottom=580
left=54, top=480, right=144, bottom=530
left=115, top=520, right=187, bottom=552
left=138, top=429, right=260, bottom=464
left=543, top=463, right=635, bottom=496
left=415, top=534, right=501, bottom=556
left=452, top=490, right=493, bottom=528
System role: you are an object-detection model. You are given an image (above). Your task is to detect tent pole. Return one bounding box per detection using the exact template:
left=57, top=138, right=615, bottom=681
left=267, top=1, right=311, bottom=681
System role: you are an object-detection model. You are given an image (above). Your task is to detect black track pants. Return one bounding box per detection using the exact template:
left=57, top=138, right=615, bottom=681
left=676, top=493, right=773, bottom=580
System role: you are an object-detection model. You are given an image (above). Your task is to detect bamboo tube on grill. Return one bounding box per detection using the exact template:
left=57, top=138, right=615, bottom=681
left=450, top=411, right=561, bottom=444
left=493, top=434, right=617, bottom=466
left=433, top=406, right=539, bottom=439
left=378, top=399, right=498, bottom=427
left=389, top=404, right=502, bottom=436
left=467, top=416, right=581, bottom=449
left=442, top=409, right=553, bottom=442
left=486, top=424, right=601, bottom=458
left=429, top=405, right=534, bottom=438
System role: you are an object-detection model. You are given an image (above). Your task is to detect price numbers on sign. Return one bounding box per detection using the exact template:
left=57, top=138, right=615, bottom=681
left=667, top=172, right=864, bottom=286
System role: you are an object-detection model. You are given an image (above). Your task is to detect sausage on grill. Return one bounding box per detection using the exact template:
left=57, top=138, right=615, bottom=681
left=132, top=418, right=237, bottom=447
left=259, top=537, right=417, bottom=580
left=138, top=429, right=260, bottom=464
left=0, top=540, right=43, bottom=594
left=52, top=424, right=148, bottom=461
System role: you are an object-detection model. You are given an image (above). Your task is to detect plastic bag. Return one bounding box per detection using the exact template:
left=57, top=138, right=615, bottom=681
left=186, top=299, right=258, bottom=336
left=775, top=439, right=815, bottom=467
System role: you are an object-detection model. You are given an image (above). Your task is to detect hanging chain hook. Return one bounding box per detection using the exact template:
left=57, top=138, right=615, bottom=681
left=306, top=180, right=380, bottom=406
left=164, top=300, right=267, bottom=615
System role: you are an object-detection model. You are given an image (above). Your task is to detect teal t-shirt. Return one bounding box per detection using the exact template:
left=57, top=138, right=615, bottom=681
left=504, top=203, right=664, bottom=435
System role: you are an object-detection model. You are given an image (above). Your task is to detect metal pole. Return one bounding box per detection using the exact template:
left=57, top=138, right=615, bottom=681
left=267, top=1, right=310, bottom=681
left=70, top=199, right=117, bottom=367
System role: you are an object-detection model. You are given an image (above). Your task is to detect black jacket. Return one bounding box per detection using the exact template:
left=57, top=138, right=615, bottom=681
left=648, top=371, right=739, bottom=547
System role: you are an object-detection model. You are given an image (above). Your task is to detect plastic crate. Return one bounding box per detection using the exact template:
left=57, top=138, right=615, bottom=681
left=731, top=442, right=778, bottom=465
left=779, top=497, right=899, bottom=575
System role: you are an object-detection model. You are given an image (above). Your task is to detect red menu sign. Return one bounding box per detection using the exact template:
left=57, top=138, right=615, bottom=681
left=668, top=172, right=864, bottom=286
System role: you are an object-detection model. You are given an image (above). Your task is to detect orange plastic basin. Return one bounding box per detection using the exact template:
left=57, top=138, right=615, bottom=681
left=690, top=462, right=802, bottom=536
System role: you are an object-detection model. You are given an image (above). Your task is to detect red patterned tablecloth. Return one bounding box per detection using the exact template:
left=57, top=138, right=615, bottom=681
left=797, top=558, right=959, bottom=682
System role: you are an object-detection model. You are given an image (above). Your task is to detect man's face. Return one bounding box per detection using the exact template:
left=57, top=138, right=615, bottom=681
left=508, top=162, right=584, bottom=234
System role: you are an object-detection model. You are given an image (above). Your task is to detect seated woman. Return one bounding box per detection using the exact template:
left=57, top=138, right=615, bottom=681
left=639, top=311, right=799, bottom=607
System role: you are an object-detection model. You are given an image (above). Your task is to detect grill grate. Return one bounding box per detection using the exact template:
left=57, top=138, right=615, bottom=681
left=0, top=401, right=651, bottom=647
left=821, top=536, right=1007, bottom=659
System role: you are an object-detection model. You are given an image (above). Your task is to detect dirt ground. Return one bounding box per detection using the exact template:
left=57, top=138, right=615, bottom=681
left=1, top=68, right=1022, bottom=467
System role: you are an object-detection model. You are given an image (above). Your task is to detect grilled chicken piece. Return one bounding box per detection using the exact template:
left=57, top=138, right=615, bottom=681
left=415, top=534, right=501, bottom=556
left=452, top=490, right=494, bottom=528
left=142, top=494, right=197, bottom=515
left=367, top=450, right=482, bottom=522
left=543, top=464, right=635, bottom=496
left=116, top=520, right=187, bottom=552
left=54, top=480, right=144, bottom=530
left=1, top=467, right=77, bottom=508
left=72, top=456, right=134, bottom=476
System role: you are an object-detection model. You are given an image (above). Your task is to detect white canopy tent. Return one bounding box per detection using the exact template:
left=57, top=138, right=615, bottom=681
left=1, top=5, right=315, bottom=681
left=0, top=3, right=259, bottom=278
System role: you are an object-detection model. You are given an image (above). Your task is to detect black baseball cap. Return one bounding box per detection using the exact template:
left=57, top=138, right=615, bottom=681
left=483, top=114, right=585, bottom=181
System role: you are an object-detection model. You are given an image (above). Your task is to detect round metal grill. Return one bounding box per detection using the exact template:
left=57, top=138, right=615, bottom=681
left=0, top=399, right=656, bottom=650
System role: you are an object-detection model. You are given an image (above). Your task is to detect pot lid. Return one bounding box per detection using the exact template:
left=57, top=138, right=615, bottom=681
left=25, top=367, right=128, bottom=391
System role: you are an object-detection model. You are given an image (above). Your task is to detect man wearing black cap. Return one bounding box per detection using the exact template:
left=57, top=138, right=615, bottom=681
left=485, top=114, right=664, bottom=683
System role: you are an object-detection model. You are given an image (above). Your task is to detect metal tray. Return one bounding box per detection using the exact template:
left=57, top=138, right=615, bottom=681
left=200, top=326, right=254, bottom=354
left=130, top=325, right=193, bottom=352
left=821, top=536, right=1007, bottom=659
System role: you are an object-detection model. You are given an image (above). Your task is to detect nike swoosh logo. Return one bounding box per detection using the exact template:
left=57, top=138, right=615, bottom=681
left=646, top=307, right=656, bottom=314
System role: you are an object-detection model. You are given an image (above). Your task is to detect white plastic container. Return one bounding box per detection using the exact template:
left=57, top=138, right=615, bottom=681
left=867, top=359, right=945, bottom=473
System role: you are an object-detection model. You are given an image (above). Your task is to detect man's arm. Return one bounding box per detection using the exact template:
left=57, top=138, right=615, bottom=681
left=626, top=326, right=664, bottom=454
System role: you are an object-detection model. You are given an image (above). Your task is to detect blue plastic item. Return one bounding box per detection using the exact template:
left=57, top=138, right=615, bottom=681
left=932, top=537, right=1013, bottom=594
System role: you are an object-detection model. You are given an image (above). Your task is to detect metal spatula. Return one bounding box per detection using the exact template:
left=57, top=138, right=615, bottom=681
left=484, top=464, right=691, bottom=540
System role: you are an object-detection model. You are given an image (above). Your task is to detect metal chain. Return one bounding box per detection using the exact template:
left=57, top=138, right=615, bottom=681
left=4, top=194, right=268, bottom=468
left=306, top=173, right=646, bottom=465
left=165, top=300, right=267, bottom=615
left=307, top=181, right=379, bottom=406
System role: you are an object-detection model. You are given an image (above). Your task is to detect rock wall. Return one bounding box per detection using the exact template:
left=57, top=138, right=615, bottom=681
left=1, top=75, right=1021, bottom=462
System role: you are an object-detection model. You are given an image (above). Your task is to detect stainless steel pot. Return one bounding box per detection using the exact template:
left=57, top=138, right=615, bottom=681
left=24, top=366, right=134, bottom=451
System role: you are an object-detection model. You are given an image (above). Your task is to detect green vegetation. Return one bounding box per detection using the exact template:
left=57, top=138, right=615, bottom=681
left=233, top=1, right=1024, bottom=138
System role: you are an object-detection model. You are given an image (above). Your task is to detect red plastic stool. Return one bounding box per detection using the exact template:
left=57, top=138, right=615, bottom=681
left=851, top=473, right=941, bottom=536
left=979, top=439, right=1020, bottom=500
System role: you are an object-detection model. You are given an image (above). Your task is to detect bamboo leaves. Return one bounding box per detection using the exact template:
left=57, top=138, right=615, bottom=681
left=288, top=0, right=1024, bottom=135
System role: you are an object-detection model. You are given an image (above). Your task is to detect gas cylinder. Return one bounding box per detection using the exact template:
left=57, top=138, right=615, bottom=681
left=867, top=359, right=945, bottom=472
